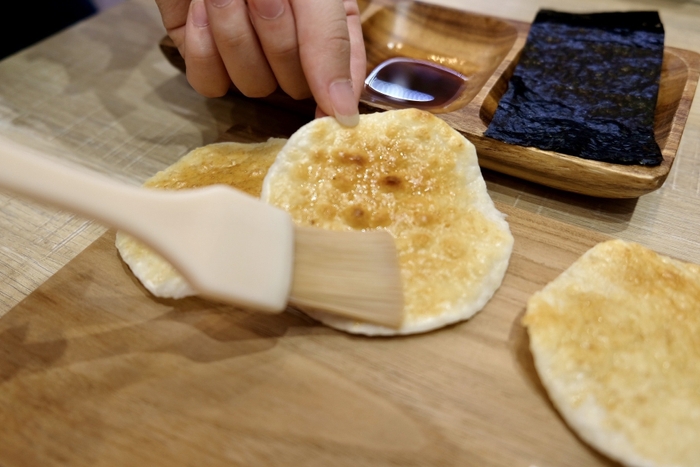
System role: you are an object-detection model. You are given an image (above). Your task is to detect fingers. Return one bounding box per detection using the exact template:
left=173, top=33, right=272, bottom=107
left=154, top=0, right=190, bottom=56
left=157, top=0, right=366, bottom=129
left=247, top=0, right=311, bottom=99
left=184, top=0, right=231, bottom=97
left=204, top=0, right=277, bottom=98
left=345, top=0, right=367, bottom=102
left=293, top=0, right=361, bottom=126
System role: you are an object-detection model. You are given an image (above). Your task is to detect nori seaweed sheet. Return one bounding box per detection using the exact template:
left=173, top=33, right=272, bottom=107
left=484, top=10, right=665, bottom=166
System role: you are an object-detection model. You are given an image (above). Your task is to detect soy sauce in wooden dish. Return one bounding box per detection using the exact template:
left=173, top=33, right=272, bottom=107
left=364, top=57, right=467, bottom=110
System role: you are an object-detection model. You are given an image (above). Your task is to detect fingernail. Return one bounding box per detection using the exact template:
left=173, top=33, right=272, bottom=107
left=191, top=0, right=208, bottom=27
left=209, top=0, right=233, bottom=8
left=252, top=0, right=284, bottom=19
left=329, top=80, right=359, bottom=127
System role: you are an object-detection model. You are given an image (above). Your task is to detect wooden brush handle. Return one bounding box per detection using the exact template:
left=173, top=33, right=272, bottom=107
left=0, top=136, right=295, bottom=312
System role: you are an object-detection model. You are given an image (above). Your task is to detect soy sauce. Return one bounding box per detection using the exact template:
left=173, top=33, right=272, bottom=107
left=364, top=58, right=467, bottom=110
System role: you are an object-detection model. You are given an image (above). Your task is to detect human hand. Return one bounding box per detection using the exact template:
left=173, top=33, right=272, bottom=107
left=155, top=0, right=366, bottom=126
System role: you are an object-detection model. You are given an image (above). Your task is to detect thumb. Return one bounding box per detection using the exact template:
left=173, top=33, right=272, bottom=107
left=292, top=0, right=360, bottom=126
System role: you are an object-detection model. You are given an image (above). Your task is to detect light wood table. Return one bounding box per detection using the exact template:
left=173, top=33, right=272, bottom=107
left=0, top=0, right=699, bottom=464
left=2, top=0, right=699, bottom=317
left=1, top=0, right=699, bottom=316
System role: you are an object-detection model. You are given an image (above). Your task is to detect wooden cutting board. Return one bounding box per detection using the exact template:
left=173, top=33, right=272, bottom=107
left=0, top=97, right=618, bottom=465
left=0, top=198, right=618, bottom=466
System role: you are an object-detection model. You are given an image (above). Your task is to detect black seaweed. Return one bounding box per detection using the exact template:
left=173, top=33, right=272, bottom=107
left=484, top=10, right=665, bottom=166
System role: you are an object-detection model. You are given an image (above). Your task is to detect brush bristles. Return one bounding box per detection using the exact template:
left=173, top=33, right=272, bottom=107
left=289, top=226, right=404, bottom=328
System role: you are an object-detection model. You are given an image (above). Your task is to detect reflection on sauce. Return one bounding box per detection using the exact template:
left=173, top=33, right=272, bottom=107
left=364, top=57, right=467, bottom=110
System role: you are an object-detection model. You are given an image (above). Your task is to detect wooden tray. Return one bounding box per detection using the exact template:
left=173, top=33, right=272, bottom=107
left=160, top=0, right=700, bottom=198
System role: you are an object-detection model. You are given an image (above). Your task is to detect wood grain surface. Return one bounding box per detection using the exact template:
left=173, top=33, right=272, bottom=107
left=0, top=204, right=619, bottom=467
left=1, top=2, right=700, bottom=463
left=2, top=0, right=700, bottom=319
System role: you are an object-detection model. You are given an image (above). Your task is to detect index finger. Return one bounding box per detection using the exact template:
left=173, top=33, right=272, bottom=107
left=292, top=0, right=363, bottom=126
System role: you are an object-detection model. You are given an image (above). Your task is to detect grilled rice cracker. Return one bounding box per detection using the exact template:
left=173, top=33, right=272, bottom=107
left=116, top=139, right=286, bottom=298
left=523, top=239, right=700, bottom=467
left=117, top=109, right=513, bottom=335
left=261, top=109, right=513, bottom=335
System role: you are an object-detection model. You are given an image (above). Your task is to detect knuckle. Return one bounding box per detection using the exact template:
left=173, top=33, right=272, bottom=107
left=217, top=31, right=254, bottom=53
left=264, top=41, right=298, bottom=61
left=283, top=84, right=312, bottom=100
left=236, top=80, right=277, bottom=98
left=187, top=75, right=229, bottom=98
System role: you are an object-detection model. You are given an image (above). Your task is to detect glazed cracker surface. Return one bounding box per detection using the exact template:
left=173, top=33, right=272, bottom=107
left=524, top=239, right=700, bottom=467
left=262, top=109, right=513, bottom=335
left=116, top=109, right=513, bottom=336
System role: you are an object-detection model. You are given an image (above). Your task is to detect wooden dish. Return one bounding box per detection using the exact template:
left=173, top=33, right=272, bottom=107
left=159, top=0, right=700, bottom=198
